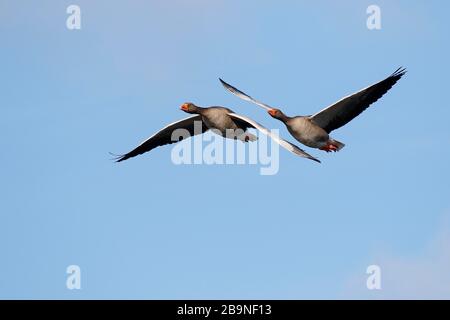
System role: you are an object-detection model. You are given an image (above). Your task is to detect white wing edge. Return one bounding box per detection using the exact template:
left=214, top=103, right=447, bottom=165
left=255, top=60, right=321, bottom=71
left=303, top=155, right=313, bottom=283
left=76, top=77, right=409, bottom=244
left=228, top=113, right=321, bottom=163
left=219, top=78, right=273, bottom=111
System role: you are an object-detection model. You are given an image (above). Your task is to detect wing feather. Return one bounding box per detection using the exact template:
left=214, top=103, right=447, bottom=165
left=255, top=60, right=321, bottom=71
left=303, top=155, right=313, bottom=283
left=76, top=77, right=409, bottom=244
left=114, top=115, right=207, bottom=162
left=310, top=67, right=406, bottom=133
left=219, top=78, right=273, bottom=111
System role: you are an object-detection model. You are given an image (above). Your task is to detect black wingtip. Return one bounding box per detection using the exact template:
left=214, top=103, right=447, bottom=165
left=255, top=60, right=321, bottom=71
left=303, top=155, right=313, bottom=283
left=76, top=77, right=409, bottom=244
left=219, top=78, right=229, bottom=87
left=109, top=152, right=126, bottom=163
left=218, top=78, right=248, bottom=98
left=219, top=78, right=236, bottom=90
left=391, top=67, right=407, bottom=78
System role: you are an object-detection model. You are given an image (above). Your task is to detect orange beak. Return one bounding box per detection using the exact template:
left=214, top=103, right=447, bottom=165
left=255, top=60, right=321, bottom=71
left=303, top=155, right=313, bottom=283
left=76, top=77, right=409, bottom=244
left=268, top=109, right=277, bottom=116
left=180, top=103, right=188, bottom=111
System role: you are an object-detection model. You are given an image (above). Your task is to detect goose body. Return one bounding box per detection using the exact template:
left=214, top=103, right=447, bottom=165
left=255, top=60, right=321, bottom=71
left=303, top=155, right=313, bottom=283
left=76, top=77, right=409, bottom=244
left=198, top=106, right=249, bottom=138
left=220, top=67, right=406, bottom=153
left=285, top=117, right=329, bottom=149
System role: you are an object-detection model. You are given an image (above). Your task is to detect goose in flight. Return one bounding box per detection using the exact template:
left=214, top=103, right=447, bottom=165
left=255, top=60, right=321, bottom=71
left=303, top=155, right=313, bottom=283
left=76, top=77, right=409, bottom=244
left=220, top=67, right=406, bottom=152
left=113, top=103, right=320, bottom=163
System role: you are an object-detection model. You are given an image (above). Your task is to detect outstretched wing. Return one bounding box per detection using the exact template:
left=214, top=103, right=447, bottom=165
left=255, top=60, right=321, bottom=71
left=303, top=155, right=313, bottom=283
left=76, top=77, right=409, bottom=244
left=310, top=67, right=407, bottom=133
left=219, top=78, right=273, bottom=111
left=113, top=115, right=207, bottom=162
left=228, top=113, right=321, bottom=163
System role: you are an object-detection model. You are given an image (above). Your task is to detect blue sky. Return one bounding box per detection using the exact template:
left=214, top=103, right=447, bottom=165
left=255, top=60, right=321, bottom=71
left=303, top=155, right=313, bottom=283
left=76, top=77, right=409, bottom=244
left=1, top=0, right=449, bottom=299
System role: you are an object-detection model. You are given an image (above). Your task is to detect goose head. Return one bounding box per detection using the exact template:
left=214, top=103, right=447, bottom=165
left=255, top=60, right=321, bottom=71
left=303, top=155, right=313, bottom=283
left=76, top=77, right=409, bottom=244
left=180, top=102, right=199, bottom=114
left=268, top=108, right=286, bottom=121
